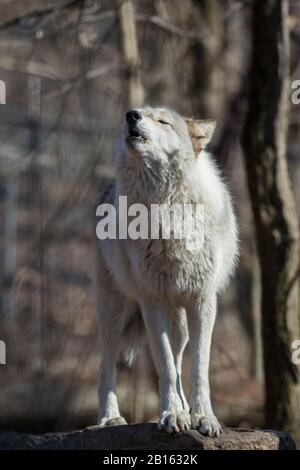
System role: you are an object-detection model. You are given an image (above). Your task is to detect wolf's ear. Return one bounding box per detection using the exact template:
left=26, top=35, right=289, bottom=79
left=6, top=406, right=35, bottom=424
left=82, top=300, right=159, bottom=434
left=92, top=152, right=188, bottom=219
left=185, top=119, right=216, bottom=157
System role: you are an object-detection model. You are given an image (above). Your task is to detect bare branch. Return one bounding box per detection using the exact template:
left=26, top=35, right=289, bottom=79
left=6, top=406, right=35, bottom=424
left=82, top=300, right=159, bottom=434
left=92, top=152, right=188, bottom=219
left=0, top=0, right=83, bottom=31
left=135, top=13, right=211, bottom=43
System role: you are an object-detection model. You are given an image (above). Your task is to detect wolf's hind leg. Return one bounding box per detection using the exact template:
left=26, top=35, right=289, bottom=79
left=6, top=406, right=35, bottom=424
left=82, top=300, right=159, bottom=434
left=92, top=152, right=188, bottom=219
left=172, top=308, right=189, bottom=413
left=141, top=301, right=191, bottom=433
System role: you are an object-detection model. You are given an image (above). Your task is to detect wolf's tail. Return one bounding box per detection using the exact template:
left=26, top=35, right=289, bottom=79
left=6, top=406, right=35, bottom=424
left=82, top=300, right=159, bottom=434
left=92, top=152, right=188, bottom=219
left=119, top=309, right=146, bottom=367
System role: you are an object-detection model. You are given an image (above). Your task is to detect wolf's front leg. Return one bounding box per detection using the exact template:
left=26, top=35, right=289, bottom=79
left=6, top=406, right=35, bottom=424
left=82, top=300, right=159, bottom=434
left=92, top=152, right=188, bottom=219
left=187, top=294, right=221, bottom=437
left=141, top=301, right=191, bottom=433
left=172, top=308, right=189, bottom=413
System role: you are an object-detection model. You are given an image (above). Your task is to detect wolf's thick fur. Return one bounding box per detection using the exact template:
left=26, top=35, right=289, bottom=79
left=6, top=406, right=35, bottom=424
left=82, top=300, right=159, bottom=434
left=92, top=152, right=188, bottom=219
left=96, top=107, right=238, bottom=436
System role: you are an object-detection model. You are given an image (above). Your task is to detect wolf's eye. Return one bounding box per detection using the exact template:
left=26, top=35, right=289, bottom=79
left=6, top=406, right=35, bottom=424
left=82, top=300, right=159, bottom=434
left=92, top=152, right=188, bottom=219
left=158, top=119, right=170, bottom=125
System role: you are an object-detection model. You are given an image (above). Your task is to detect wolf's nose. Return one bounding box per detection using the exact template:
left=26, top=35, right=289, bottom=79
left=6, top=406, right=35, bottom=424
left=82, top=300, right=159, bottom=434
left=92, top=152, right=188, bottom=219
left=126, top=110, right=142, bottom=124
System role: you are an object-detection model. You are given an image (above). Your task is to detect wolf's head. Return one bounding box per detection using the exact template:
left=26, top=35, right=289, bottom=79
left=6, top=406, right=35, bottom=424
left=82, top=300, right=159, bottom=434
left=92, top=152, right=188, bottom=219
left=118, top=106, right=216, bottom=200
left=124, top=106, right=216, bottom=164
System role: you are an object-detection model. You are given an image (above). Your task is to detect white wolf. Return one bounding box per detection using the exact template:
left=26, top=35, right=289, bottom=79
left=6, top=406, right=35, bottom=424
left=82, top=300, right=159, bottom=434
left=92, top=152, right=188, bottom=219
left=96, top=107, right=238, bottom=436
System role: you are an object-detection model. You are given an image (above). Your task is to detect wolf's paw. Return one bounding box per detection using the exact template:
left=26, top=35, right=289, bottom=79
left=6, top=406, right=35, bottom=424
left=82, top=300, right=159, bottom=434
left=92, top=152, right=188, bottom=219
left=158, top=410, right=191, bottom=433
left=191, top=412, right=221, bottom=437
left=98, top=416, right=127, bottom=427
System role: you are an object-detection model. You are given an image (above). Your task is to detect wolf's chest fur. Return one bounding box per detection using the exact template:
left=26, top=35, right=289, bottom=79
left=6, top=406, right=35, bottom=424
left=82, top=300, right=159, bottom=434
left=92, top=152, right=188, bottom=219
left=129, top=237, right=216, bottom=303
left=111, top=190, right=220, bottom=304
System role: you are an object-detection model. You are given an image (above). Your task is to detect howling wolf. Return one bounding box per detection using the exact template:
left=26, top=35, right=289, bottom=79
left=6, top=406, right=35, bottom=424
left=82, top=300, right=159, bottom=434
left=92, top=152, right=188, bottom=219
left=95, top=107, right=238, bottom=436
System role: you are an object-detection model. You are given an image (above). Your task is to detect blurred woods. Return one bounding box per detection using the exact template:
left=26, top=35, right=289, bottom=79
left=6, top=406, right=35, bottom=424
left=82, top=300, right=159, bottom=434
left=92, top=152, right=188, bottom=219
left=0, top=0, right=300, bottom=437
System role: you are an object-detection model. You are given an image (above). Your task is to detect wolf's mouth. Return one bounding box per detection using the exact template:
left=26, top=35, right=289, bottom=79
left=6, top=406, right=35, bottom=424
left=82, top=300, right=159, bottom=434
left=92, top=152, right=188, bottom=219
left=127, top=127, right=147, bottom=143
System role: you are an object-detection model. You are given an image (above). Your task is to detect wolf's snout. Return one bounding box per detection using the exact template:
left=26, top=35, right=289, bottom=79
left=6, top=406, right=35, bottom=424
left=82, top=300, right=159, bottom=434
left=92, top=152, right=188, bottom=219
left=126, top=110, right=142, bottom=125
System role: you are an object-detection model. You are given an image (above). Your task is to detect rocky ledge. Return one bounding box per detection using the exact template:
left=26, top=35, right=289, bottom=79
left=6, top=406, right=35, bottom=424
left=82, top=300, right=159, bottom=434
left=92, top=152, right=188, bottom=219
left=0, top=423, right=296, bottom=450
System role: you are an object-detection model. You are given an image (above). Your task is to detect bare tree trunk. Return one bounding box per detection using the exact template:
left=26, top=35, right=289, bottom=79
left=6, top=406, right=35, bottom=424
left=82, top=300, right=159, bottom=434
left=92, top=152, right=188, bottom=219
left=251, top=250, right=263, bottom=383
left=0, top=180, right=4, bottom=318
left=191, top=0, right=224, bottom=119
left=118, top=0, right=144, bottom=108
left=2, top=179, right=17, bottom=316
left=242, top=0, right=300, bottom=440
left=28, top=76, right=45, bottom=368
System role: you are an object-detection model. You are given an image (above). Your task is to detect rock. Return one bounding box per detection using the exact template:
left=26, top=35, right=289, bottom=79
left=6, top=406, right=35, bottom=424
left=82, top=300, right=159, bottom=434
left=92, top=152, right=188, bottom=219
left=0, top=424, right=296, bottom=450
